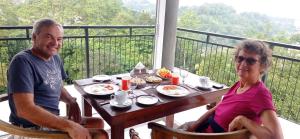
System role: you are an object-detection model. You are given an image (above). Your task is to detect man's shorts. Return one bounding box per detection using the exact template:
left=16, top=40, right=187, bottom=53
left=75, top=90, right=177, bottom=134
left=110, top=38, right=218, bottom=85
left=8, top=126, right=57, bottom=139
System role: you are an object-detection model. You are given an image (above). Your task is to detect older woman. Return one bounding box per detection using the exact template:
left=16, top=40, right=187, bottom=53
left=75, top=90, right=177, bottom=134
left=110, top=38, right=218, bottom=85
left=184, top=40, right=283, bottom=139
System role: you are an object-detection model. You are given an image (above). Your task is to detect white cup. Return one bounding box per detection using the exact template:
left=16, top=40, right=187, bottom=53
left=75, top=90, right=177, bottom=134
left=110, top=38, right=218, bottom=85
left=111, top=91, right=128, bottom=105
left=199, top=76, right=210, bottom=87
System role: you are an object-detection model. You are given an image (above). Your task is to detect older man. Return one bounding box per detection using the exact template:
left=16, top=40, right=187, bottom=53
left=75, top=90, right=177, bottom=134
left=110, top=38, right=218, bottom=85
left=7, top=18, right=107, bottom=139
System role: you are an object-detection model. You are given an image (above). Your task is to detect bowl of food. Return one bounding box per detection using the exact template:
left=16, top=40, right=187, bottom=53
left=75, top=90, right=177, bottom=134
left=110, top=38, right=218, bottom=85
left=130, top=77, right=146, bottom=89
left=145, top=75, right=162, bottom=83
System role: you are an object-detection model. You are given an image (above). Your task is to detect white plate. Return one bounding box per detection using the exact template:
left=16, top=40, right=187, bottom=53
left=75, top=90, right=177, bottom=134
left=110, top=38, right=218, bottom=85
left=156, top=85, right=190, bottom=97
left=92, top=75, right=111, bottom=81
left=84, top=84, right=119, bottom=95
left=136, top=95, right=158, bottom=105
left=110, top=99, right=132, bottom=108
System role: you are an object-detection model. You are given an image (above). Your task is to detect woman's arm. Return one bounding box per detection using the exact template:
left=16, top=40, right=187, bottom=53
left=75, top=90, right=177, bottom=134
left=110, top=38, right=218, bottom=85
left=229, top=110, right=283, bottom=139
left=186, top=102, right=219, bottom=132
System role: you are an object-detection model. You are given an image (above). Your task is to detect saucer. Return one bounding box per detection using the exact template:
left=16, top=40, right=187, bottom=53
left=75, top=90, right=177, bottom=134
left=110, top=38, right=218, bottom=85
left=136, top=95, right=158, bottom=105
left=110, top=99, right=132, bottom=108
left=197, top=83, right=212, bottom=90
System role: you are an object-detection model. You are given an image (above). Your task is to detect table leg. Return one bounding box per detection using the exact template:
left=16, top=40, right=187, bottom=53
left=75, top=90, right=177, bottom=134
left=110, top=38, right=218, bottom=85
left=82, top=98, right=92, bottom=117
left=165, top=114, right=174, bottom=128
left=111, top=125, right=124, bottom=139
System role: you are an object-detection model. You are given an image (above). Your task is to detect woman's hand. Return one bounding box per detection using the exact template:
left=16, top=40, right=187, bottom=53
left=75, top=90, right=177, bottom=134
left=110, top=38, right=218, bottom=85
left=229, top=111, right=283, bottom=139
left=186, top=121, right=200, bottom=132
left=228, top=115, right=246, bottom=131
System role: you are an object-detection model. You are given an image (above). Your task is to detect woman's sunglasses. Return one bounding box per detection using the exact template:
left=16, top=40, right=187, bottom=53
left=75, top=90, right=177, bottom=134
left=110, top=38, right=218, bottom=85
left=235, top=56, right=259, bottom=65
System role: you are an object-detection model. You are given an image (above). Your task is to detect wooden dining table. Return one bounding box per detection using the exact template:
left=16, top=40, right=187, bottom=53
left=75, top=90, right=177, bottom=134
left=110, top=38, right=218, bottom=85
left=74, top=72, right=229, bottom=139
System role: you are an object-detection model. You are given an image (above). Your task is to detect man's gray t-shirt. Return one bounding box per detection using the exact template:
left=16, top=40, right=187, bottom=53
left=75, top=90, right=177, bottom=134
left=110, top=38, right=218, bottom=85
left=7, top=49, right=67, bottom=127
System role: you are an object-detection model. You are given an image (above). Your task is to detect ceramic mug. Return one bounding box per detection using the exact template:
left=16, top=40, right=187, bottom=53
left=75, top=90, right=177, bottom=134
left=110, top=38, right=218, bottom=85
left=199, top=76, right=210, bottom=87
left=111, top=91, right=128, bottom=105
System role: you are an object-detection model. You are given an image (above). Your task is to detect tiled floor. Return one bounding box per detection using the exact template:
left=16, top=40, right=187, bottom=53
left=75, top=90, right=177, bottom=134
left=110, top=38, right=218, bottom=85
left=0, top=85, right=299, bottom=139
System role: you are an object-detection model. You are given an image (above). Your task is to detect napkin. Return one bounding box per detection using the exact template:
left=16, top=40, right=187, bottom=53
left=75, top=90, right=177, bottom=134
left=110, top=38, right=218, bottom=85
left=135, top=62, right=145, bottom=69
left=132, top=62, right=147, bottom=74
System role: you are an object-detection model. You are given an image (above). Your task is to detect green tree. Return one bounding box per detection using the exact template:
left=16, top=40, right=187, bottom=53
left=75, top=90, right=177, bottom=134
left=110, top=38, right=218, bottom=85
left=0, top=0, right=19, bottom=26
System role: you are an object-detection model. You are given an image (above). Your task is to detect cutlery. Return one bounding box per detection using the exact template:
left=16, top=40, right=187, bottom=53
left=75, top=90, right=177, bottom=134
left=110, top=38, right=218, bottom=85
left=141, top=86, right=152, bottom=91
left=179, top=84, right=192, bottom=90
left=99, top=101, right=110, bottom=106
left=186, top=84, right=201, bottom=91
left=150, top=94, right=164, bottom=102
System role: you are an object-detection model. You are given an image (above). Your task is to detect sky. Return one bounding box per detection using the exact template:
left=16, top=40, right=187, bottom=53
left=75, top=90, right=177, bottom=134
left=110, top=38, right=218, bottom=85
left=148, top=0, right=300, bottom=27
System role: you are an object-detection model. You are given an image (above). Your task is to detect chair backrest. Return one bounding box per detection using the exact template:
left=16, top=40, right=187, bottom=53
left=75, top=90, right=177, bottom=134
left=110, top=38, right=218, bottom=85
left=148, top=122, right=251, bottom=139
left=0, top=94, right=70, bottom=139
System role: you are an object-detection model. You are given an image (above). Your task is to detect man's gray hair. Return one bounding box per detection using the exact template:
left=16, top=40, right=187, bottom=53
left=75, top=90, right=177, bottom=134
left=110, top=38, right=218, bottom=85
left=32, top=18, right=63, bottom=35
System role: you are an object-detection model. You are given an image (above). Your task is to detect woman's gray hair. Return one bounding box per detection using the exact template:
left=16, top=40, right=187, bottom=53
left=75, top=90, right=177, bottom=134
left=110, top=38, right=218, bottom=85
left=234, top=39, right=272, bottom=74
left=32, top=18, right=63, bottom=35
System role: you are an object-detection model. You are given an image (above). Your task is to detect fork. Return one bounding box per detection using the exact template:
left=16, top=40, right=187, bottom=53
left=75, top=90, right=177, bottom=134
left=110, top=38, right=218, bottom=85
left=150, top=94, right=164, bottom=102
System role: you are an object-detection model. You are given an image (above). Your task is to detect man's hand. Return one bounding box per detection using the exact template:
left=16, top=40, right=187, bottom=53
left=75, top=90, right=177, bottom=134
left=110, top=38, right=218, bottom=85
left=67, top=121, right=91, bottom=139
left=60, top=86, right=82, bottom=123
left=228, top=115, right=245, bottom=131
left=67, top=98, right=82, bottom=123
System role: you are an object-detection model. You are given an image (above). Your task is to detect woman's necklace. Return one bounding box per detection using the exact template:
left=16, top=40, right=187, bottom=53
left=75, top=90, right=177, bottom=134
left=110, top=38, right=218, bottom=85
left=237, top=86, right=248, bottom=94
left=237, top=80, right=259, bottom=94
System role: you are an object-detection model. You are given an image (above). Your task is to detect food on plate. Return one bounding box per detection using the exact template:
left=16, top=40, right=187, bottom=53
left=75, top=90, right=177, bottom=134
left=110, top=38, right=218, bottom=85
left=157, top=68, right=172, bottom=79
left=145, top=76, right=162, bottom=83
left=162, top=85, right=177, bottom=90
left=84, top=83, right=119, bottom=96
left=130, top=77, right=146, bottom=85
left=157, top=85, right=189, bottom=97
left=103, top=84, right=114, bottom=90
left=91, top=84, right=113, bottom=93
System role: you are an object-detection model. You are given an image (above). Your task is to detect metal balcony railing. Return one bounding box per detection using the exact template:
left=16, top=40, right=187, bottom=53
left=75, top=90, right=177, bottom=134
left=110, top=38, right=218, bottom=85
left=0, top=26, right=299, bottom=124
left=175, top=28, right=300, bottom=124
left=0, top=25, right=156, bottom=84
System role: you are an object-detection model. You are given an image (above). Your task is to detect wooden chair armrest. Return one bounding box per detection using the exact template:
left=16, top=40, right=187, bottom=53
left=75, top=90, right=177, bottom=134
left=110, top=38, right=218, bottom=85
left=0, top=119, right=70, bottom=139
left=0, top=94, right=108, bottom=139
left=0, top=94, right=69, bottom=138
left=148, top=122, right=251, bottom=139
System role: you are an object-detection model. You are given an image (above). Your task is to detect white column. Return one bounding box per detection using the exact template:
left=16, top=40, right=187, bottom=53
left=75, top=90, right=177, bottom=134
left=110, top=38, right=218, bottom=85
left=153, top=0, right=166, bottom=69
left=153, top=0, right=179, bottom=70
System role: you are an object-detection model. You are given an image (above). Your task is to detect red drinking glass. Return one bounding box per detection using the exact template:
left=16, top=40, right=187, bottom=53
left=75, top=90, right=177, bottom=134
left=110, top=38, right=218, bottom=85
left=121, top=76, right=131, bottom=91
left=171, top=74, right=179, bottom=85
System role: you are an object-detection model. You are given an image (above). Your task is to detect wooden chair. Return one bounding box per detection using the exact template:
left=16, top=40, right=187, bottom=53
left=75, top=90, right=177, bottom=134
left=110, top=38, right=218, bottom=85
left=148, top=122, right=251, bottom=139
left=0, top=93, right=107, bottom=139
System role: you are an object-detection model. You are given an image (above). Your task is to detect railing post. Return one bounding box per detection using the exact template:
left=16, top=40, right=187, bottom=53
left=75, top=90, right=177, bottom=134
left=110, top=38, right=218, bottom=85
left=262, top=43, right=274, bottom=83
left=26, top=28, right=30, bottom=39
left=206, top=35, right=210, bottom=43
left=84, top=28, right=90, bottom=78
left=129, top=27, right=132, bottom=37
left=203, top=35, right=210, bottom=75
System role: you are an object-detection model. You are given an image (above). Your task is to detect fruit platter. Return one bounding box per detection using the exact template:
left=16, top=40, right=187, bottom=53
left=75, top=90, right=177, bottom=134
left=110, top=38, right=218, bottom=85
left=156, top=68, right=172, bottom=79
